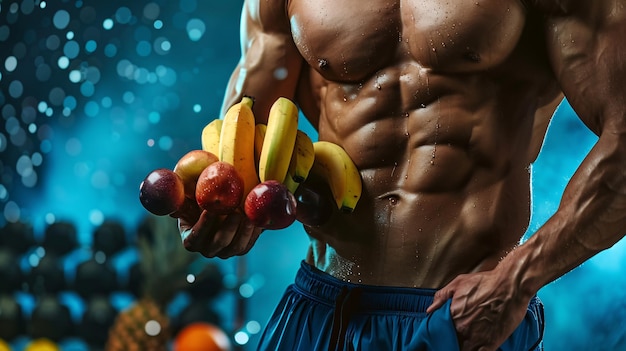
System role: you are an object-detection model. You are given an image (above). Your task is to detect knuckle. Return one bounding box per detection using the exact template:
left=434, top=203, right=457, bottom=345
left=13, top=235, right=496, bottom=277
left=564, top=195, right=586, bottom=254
left=183, top=239, right=196, bottom=252
left=182, top=233, right=198, bottom=252
left=228, top=242, right=247, bottom=254
left=212, top=236, right=232, bottom=249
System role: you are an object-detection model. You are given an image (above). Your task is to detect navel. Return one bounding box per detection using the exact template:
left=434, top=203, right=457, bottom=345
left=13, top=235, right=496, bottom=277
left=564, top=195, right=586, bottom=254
left=463, top=50, right=481, bottom=63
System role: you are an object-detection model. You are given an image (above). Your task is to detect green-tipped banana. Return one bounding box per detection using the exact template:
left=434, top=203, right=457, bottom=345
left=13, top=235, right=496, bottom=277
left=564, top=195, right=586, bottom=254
left=311, top=141, right=362, bottom=213
left=283, top=171, right=301, bottom=194
left=258, top=97, right=299, bottom=183
left=287, top=130, right=315, bottom=183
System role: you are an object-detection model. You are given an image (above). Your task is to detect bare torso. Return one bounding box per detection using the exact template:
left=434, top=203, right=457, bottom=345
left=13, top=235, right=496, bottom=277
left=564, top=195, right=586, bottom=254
left=287, top=0, right=562, bottom=288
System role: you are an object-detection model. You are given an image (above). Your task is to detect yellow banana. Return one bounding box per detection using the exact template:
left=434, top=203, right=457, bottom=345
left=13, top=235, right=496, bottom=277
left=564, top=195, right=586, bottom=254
left=254, top=123, right=267, bottom=170
left=219, top=96, right=259, bottom=195
left=283, top=130, right=314, bottom=193
left=310, top=141, right=362, bottom=213
left=286, top=130, right=315, bottom=183
left=286, top=143, right=299, bottom=191
left=258, top=97, right=299, bottom=183
left=201, top=119, right=223, bottom=156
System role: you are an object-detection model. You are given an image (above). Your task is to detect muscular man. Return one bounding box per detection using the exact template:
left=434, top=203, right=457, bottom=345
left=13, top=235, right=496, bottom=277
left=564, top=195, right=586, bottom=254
left=178, top=0, right=626, bottom=350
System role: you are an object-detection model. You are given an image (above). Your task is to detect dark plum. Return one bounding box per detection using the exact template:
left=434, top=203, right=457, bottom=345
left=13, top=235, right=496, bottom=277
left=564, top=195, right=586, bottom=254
left=245, top=180, right=297, bottom=230
left=139, top=168, right=185, bottom=216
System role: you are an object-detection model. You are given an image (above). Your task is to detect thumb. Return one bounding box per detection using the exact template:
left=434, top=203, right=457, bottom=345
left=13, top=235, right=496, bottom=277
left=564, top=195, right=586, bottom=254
left=426, top=285, right=454, bottom=314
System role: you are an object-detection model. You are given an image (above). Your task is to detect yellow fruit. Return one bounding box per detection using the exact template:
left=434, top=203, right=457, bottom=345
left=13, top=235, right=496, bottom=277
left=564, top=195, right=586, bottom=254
left=258, top=97, right=299, bottom=183
left=0, top=339, right=10, bottom=351
left=287, top=129, right=315, bottom=183
left=254, top=123, right=267, bottom=170
left=310, top=141, right=362, bottom=212
left=219, top=96, right=260, bottom=196
left=25, top=339, right=59, bottom=351
left=201, top=119, right=223, bottom=156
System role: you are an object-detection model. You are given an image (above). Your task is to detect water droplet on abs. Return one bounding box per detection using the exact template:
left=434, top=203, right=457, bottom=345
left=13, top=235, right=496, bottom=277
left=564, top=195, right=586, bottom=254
left=389, top=196, right=399, bottom=206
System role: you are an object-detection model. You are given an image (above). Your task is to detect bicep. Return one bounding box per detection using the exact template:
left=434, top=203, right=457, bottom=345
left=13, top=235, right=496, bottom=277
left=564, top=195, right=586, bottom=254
left=544, top=1, right=626, bottom=136
left=221, top=0, right=304, bottom=123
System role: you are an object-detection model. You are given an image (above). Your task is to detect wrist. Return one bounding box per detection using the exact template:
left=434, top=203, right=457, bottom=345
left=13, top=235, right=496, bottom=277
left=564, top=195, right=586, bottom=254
left=496, top=241, right=545, bottom=299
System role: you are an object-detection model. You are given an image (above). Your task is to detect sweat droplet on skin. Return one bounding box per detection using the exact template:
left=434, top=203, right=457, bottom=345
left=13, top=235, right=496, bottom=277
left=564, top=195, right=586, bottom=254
left=318, top=58, right=329, bottom=69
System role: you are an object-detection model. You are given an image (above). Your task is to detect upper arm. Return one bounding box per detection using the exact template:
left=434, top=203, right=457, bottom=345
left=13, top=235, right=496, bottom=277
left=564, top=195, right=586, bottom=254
left=540, top=0, right=626, bottom=136
left=221, top=0, right=305, bottom=122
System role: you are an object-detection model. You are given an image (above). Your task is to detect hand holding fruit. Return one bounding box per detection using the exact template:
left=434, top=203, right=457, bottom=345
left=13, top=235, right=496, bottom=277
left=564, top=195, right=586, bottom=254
left=178, top=208, right=263, bottom=259
left=139, top=96, right=363, bottom=258
left=139, top=148, right=262, bottom=258
left=173, top=153, right=263, bottom=258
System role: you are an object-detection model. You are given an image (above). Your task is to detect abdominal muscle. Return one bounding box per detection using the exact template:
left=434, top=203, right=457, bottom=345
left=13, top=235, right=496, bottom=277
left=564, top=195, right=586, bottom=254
left=302, top=65, right=536, bottom=289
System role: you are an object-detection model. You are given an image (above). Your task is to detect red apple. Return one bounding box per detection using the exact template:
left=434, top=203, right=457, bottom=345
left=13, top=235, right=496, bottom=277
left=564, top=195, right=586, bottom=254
left=244, top=180, right=297, bottom=230
left=174, top=150, right=219, bottom=198
left=139, top=168, right=185, bottom=216
left=196, top=161, right=244, bottom=214
left=294, top=184, right=334, bottom=226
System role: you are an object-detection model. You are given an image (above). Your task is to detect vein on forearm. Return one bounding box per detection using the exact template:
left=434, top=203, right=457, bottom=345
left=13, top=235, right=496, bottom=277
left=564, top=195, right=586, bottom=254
left=504, top=129, right=626, bottom=296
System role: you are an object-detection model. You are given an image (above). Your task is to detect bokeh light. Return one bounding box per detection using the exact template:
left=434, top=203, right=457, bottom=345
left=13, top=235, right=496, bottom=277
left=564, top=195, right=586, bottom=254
left=0, top=0, right=245, bottom=248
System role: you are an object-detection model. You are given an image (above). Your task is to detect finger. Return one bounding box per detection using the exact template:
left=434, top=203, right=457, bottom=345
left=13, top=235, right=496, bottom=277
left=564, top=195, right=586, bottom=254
left=203, top=213, right=242, bottom=257
left=240, top=226, right=263, bottom=255
left=426, top=285, right=454, bottom=313
left=216, top=218, right=258, bottom=258
left=181, top=211, right=218, bottom=253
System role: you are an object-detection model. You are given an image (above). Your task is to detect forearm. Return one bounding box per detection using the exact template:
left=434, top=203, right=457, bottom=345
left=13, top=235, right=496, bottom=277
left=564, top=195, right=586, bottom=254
left=500, top=131, right=626, bottom=297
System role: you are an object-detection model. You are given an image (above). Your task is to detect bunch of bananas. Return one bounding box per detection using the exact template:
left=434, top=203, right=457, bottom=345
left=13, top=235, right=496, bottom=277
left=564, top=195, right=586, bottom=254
left=201, top=96, right=363, bottom=214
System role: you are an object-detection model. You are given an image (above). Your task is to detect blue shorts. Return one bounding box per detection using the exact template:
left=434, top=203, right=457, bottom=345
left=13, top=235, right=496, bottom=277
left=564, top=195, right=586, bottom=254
left=257, top=262, right=544, bottom=351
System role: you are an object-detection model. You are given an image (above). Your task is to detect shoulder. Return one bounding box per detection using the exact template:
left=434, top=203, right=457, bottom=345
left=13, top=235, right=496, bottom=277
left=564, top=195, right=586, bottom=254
left=244, top=0, right=290, bottom=33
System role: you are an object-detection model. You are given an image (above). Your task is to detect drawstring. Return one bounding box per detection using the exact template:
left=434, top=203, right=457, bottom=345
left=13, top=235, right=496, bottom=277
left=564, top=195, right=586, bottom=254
left=328, top=286, right=363, bottom=351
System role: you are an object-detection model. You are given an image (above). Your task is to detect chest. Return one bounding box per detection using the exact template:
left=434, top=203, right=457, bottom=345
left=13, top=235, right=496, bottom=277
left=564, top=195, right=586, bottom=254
left=288, top=0, right=528, bottom=80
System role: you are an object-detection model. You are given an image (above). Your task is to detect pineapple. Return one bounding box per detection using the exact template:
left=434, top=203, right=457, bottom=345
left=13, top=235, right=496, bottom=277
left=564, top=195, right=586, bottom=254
left=105, top=297, right=170, bottom=351
left=105, top=215, right=197, bottom=351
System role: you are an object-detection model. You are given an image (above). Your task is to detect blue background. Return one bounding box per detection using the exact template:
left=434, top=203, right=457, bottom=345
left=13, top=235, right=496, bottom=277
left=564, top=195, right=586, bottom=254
left=0, top=0, right=624, bottom=350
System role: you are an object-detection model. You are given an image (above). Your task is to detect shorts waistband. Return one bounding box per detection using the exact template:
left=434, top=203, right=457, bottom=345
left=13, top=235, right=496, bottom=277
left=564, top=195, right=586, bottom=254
left=294, top=261, right=438, bottom=314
